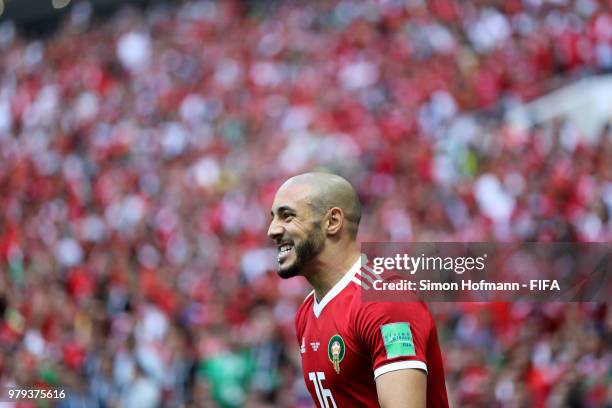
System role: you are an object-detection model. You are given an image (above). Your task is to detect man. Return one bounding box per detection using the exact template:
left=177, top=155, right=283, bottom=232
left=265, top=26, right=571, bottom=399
left=267, top=172, right=449, bottom=408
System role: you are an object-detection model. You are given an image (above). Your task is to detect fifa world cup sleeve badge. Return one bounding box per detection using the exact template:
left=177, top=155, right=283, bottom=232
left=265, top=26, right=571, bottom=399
left=328, top=334, right=345, bottom=374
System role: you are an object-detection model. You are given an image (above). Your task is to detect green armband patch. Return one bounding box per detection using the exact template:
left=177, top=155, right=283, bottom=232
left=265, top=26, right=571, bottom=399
left=381, top=322, right=416, bottom=358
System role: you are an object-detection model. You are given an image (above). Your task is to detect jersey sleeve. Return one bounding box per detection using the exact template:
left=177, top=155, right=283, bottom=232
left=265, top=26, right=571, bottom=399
left=354, top=300, right=433, bottom=379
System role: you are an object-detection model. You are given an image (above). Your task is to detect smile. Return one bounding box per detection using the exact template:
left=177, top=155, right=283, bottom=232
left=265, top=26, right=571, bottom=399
left=278, top=243, right=294, bottom=263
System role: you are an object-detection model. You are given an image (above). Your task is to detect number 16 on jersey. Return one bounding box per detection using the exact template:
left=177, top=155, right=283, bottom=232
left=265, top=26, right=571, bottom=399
left=308, top=372, right=337, bottom=408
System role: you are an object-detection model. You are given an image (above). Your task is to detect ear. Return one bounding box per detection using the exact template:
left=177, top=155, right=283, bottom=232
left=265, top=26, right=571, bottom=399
left=325, top=207, right=344, bottom=236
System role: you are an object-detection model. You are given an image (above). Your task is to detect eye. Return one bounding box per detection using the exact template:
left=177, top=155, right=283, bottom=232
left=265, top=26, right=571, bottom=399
left=282, top=212, right=294, bottom=221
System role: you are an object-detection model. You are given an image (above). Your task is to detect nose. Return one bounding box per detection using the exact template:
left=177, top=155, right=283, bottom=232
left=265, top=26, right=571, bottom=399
left=267, top=219, right=284, bottom=242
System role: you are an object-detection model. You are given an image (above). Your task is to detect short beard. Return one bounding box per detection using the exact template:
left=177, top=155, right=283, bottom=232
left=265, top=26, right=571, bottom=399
left=278, top=225, right=325, bottom=279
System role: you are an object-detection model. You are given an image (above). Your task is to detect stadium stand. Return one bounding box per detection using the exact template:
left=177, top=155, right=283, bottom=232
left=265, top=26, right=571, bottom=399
left=0, top=0, right=610, bottom=406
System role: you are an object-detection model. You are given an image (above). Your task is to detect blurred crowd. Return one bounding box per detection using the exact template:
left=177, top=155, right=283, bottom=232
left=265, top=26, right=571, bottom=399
left=0, top=0, right=611, bottom=406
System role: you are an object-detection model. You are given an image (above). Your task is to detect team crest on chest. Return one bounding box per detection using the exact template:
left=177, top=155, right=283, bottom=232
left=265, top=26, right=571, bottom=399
left=328, top=334, right=345, bottom=374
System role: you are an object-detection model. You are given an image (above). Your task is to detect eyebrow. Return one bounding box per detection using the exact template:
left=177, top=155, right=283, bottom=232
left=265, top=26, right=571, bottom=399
left=270, top=205, right=296, bottom=218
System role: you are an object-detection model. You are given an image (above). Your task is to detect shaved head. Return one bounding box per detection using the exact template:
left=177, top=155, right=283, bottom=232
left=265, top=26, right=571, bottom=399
left=282, top=172, right=361, bottom=238
left=268, top=172, right=361, bottom=278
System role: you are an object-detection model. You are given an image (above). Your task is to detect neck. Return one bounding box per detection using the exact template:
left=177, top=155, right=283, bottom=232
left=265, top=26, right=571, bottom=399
left=306, top=244, right=361, bottom=303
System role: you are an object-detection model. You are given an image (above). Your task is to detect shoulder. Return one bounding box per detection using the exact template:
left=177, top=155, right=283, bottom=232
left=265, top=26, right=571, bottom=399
left=296, top=290, right=315, bottom=317
left=349, top=268, right=433, bottom=327
left=351, top=296, right=434, bottom=335
left=294, top=291, right=315, bottom=333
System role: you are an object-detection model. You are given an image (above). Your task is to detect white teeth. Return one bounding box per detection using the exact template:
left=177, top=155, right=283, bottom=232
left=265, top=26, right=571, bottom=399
left=279, top=244, right=293, bottom=253
left=277, top=244, right=293, bottom=263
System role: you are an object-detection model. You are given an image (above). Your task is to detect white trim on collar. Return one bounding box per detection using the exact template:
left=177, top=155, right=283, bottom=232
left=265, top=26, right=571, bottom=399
left=312, top=256, right=362, bottom=318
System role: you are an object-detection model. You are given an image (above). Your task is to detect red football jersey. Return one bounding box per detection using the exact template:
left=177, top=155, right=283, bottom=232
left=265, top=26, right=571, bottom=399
left=295, top=258, right=449, bottom=408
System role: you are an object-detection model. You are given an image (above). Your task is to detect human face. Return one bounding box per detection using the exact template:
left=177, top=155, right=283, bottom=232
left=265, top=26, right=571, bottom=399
left=267, top=184, right=325, bottom=279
